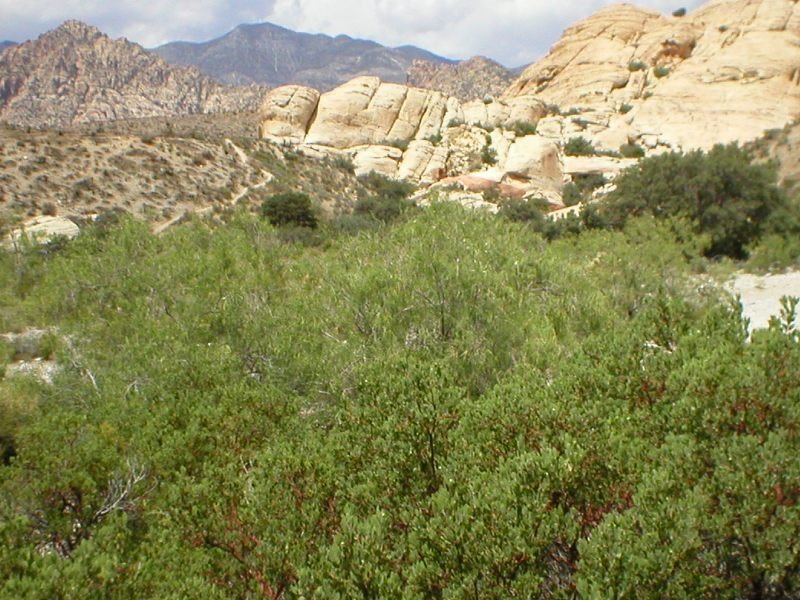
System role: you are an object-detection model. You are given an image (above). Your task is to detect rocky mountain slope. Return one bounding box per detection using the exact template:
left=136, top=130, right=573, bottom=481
left=0, top=115, right=370, bottom=234
left=0, top=42, right=15, bottom=53
left=0, top=21, right=266, bottom=128
left=257, top=0, right=800, bottom=209
left=153, top=22, right=453, bottom=91
left=406, top=56, right=515, bottom=101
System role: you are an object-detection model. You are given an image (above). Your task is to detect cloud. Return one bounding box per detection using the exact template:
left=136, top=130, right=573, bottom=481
left=0, top=0, right=707, bottom=65
left=0, top=0, right=275, bottom=46
left=265, top=0, right=707, bottom=65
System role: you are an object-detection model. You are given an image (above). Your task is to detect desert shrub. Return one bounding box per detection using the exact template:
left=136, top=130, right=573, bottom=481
left=562, top=182, right=583, bottom=207
left=619, top=103, right=633, bottom=114
left=497, top=197, right=549, bottom=226
left=331, top=155, right=355, bottom=174
left=354, top=195, right=415, bottom=224
left=747, top=234, right=800, bottom=271
left=600, top=143, right=788, bottom=258
left=481, top=144, right=498, bottom=166
left=261, top=191, right=318, bottom=229
left=328, top=213, right=380, bottom=236
left=509, top=120, right=538, bottom=137
left=424, top=133, right=443, bottom=145
left=3, top=201, right=800, bottom=598
left=654, top=66, right=671, bottom=78
left=619, top=142, right=646, bottom=158
left=628, top=60, right=648, bottom=72
left=386, top=139, right=409, bottom=151
left=672, top=7, right=687, bottom=16
left=359, top=171, right=415, bottom=200
left=564, top=136, right=596, bottom=156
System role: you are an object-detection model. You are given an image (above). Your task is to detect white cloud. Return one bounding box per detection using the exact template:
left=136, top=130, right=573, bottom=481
left=265, top=0, right=707, bottom=65
left=0, top=0, right=708, bottom=64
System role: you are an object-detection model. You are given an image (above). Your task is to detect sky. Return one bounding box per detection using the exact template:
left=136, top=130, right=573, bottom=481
left=0, top=0, right=708, bottom=67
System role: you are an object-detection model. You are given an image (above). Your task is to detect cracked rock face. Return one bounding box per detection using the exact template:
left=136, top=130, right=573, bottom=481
left=0, top=20, right=266, bottom=128
left=505, top=0, right=800, bottom=152
left=258, top=77, right=559, bottom=202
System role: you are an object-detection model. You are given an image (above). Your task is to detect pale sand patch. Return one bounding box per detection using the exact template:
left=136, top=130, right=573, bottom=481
left=728, top=272, right=800, bottom=331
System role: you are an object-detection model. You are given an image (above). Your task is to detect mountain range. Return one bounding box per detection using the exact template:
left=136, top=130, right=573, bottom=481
left=152, top=22, right=455, bottom=91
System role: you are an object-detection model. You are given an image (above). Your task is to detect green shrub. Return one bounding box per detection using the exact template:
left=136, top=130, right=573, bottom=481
left=619, top=142, right=646, bottom=158
left=424, top=133, right=443, bottom=145
left=386, top=139, right=409, bottom=151
left=564, top=136, right=596, bottom=156
left=332, top=155, right=355, bottom=174
left=747, top=233, right=800, bottom=272
left=261, top=191, right=318, bottom=229
left=600, top=143, right=788, bottom=258
left=481, top=144, right=498, bottom=166
left=672, top=7, right=687, bottom=16
left=508, top=120, right=538, bottom=137
left=654, top=66, right=671, bottom=78
left=359, top=171, right=415, bottom=200
left=619, top=103, right=633, bottom=115
left=497, top=197, right=549, bottom=225
left=628, top=60, right=648, bottom=72
left=329, top=214, right=381, bottom=236
left=354, top=195, right=415, bottom=223
left=562, top=182, right=583, bottom=207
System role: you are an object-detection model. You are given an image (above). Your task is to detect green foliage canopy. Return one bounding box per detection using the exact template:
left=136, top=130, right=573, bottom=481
left=601, top=143, right=788, bottom=258
left=0, top=206, right=798, bottom=597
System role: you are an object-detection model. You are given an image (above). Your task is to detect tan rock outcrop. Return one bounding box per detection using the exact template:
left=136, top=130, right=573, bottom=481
left=301, top=77, right=451, bottom=149
left=505, top=0, right=800, bottom=152
left=258, top=78, right=560, bottom=199
left=258, top=85, right=320, bottom=142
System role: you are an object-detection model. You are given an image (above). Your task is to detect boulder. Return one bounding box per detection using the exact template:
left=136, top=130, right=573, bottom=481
left=7, top=216, right=80, bottom=246
left=258, top=85, right=320, bottom=142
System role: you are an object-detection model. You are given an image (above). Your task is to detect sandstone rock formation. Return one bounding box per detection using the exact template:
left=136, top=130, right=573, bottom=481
left=258, top=76, right=560, bottom=203
left=407, top=56, right=516, bottom=101
left=506, top=0, right=800, bottom=153
left=0, top=21, right=266, bottom=128
left=257, top=0, right=800, bottom=210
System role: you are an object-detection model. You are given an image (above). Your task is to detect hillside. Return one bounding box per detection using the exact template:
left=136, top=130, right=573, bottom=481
left=0, top=21, right=265, bottom=128
left=406, top=56, right=515, bottom=101
left=0, top=42, right=14, bottom=53
left=153, top=22, right=454, bottom=90
left=0, top=115, right=370, bottom=233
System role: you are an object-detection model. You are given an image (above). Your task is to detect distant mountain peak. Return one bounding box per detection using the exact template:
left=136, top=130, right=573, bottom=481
left=407, top=55, right=515, bottom=101
left=153, top=21, right=453, bottom=90
left=0, top=21, right=265, bottom=128
left=51, top=20, right=103, bottom=41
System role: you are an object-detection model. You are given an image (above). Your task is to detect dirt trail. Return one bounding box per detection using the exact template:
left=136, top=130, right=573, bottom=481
left=152, top=143, right=273, bottom=235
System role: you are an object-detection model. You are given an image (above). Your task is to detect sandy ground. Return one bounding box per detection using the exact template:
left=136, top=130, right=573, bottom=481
left=728, top=271, right=800, bottom=331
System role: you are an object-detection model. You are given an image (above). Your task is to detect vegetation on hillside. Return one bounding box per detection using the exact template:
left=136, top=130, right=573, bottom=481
left=1, top=201, right=799, bottom=597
